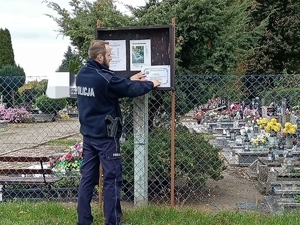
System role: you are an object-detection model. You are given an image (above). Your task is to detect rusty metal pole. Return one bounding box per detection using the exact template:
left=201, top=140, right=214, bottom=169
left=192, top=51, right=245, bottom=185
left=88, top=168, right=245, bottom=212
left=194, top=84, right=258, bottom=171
left=96, top=20, right=103, bottom=209
left=170, top=18, right=176, bottom=208
left=99, top=165, right=103, bottom=208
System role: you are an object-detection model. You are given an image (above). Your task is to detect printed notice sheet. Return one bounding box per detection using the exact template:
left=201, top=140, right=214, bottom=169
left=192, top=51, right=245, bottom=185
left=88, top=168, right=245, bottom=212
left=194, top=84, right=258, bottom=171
left=142, top=65, right=171, bottom=88
left=130, top=39, right=151, bottom=71
left=107, top=40, right=126, bottom=71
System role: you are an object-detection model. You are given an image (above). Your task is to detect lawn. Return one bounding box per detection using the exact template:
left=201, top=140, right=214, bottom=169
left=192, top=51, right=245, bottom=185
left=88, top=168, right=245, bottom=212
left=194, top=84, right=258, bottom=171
left=0, top=201, right=299, bottom=225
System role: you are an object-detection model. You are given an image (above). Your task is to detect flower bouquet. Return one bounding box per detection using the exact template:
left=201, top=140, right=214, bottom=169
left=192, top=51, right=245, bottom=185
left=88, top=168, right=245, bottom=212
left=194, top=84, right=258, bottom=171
left=243, top=107, right=259, bottom=122
left=282, top=122, right=297, bottom=136
left=256, top=117, right=268, bottom=129
left=252, top=135, right=268, bottom=149
left=264, top=118, right=281, bottom=135
left=193, top=110, right=205, bottom=123
left=50, top=142, right=83, bottom=176
left=282, top=122, right=297, bottom=148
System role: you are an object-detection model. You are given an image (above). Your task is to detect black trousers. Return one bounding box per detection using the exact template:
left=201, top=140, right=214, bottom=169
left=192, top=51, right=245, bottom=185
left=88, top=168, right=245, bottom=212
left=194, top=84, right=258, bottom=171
left=77, top=136, right=122, bottom=225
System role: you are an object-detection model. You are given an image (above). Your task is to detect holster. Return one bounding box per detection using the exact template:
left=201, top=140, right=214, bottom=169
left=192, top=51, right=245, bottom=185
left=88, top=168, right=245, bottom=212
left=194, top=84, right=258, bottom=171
left=105, top=115, right=122, bottom=138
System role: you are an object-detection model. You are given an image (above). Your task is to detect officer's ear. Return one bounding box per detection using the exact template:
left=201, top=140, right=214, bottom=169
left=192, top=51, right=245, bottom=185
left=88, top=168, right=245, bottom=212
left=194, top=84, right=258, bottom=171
left=97, top=54, right=103, bottom=63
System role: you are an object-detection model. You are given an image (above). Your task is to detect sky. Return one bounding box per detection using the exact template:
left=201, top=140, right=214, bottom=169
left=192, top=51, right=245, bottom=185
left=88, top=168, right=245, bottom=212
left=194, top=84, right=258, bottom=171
left=0, top=0, right=145, bottom=81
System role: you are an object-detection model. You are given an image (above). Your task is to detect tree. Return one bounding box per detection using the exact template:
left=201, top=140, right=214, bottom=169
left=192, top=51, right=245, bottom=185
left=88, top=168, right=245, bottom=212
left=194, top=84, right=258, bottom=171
left=57, top=46, right=81, bottom=72
left=125, top=0, right=267, bottom=117
left=246, top=0, right=300, bottom=75
left=0, top=28, right=15, bottom=69
left=44, top=0, right=131, bottom=59
left=44, top=0, right=267, bottom=116
left=45, top=0, right=266, bottom=75
left=129, top=0, right=266, bottom=75
left=0, top=65, right=26, bottom=107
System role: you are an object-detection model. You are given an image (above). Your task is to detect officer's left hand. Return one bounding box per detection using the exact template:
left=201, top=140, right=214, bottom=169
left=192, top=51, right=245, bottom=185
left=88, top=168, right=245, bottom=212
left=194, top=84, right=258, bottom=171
left=130, top=72, right=147, bottom=81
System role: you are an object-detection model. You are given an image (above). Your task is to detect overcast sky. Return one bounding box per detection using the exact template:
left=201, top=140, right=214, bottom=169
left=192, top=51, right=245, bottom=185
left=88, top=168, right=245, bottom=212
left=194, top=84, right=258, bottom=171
left=0, top=0, right=145, bottom=81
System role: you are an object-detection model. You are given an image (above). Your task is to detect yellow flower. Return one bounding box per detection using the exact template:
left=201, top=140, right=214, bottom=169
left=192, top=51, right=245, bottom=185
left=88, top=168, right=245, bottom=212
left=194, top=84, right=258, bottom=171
left=60, top=114, right=70, bottom=120
left=252, top=135, right=268, bottom=146
left=264, top=118, right=281, bottom=133
left=253, top=139, right=258, bottom=146
left=257, top=118, right=268, bottom=128
left=283, top=122, right=297, bottom=134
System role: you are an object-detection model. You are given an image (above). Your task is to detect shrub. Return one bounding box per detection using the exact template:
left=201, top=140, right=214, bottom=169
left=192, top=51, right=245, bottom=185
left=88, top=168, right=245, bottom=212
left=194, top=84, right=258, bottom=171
left=261, top=87, right=300, bottom=108
left=0, top=104, right=33, bottom=122
left=35, top=95, right=67, bottom=114
left=121, top=125, right=225, bottom=194
left=18, top=79, right=48, bottom=104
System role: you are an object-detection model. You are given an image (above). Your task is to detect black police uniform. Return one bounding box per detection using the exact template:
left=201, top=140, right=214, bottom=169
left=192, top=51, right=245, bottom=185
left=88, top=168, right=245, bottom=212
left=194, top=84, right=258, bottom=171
left=76, top=59, right=155, bottom=225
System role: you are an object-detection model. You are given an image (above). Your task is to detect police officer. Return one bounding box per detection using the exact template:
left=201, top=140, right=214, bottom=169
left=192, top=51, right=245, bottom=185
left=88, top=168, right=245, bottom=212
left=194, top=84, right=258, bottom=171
left=76, top=40, right=161, bottom=225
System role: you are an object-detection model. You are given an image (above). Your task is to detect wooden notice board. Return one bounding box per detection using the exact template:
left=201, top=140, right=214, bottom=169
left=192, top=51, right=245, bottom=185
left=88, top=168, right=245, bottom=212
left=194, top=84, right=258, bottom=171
left=95, top=25, right=175, bottom=90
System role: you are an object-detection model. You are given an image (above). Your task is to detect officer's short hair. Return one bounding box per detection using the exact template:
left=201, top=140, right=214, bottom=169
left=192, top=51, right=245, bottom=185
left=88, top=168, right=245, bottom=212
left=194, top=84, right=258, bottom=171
left=88, top=40, right=109, bottom=59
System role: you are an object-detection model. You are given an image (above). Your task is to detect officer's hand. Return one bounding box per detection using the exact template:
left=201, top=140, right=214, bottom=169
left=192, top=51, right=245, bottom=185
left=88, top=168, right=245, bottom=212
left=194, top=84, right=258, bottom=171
left=151, top=79, right=161, bottom=88
left=130, top=72, right=147, bottom=81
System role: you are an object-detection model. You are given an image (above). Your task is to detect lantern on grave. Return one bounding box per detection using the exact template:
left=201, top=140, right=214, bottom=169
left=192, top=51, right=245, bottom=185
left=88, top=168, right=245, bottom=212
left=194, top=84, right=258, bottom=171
left=222, top=128, right=227, bottom=136
left=230, top=129, right=236, bottom=140
left=268, top=134, right=277, bottom=148
left=243, top=133, right=250, bottom=151
left=267, top=148, right=272, bottom=160
left=287, top=150, right=293, bottom=166
left=272, top=149, right=279, bottom=161
left=207, top=124, right=213, bottom=134
left=240, top=127, right=245, bottom=136
left=235, top=135, right=243, bottom=146
left=226, top=127, right=231, bottom=138
left=278, top=138, right=285, bottom=150
left=253, top=124, right=259, bottom=134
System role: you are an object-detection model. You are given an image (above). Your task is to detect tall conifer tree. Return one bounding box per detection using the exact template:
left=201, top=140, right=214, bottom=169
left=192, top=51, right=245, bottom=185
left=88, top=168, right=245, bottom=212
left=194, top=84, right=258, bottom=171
left=0, top=28, right=15, bottom=69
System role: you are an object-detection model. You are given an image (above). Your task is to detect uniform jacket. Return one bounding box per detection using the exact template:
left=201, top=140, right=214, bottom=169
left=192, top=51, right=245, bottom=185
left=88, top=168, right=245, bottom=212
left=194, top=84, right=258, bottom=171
left=76, top=59, right=154, bottom=138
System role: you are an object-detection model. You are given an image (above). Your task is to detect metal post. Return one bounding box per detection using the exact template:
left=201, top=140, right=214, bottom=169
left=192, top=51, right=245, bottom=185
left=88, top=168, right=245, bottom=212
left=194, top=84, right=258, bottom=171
left=281, top=98, right=286, bottom=126
left=133, top=95, right=148, bottom=206
left=170, top=17, right=176, bottom=208
left=99, top=165, right=103, bottom=208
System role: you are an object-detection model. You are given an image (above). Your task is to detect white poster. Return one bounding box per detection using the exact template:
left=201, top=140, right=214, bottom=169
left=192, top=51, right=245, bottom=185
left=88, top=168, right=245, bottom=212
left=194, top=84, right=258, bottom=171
left=107, top=40, right=126, bottom=71
left=130, top=39, right=151, bottom=71
left=142, top=65, right=171, bottom=88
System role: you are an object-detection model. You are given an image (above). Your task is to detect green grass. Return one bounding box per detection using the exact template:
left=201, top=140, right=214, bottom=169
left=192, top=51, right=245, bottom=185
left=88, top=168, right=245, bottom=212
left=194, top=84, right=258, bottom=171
left=47, top=139, right=77, bottom=146
left=0, top=201, right=300, bottom=225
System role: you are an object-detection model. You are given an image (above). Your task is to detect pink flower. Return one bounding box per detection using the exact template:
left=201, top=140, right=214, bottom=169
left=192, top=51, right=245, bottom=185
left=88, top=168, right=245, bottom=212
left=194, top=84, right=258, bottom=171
left=65, top=153, right=73, bottom=161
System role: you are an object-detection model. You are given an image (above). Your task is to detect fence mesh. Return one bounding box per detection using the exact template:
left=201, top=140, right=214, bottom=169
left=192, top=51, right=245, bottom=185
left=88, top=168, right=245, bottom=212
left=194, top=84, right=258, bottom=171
left=1, top=74, right=300, bottom=213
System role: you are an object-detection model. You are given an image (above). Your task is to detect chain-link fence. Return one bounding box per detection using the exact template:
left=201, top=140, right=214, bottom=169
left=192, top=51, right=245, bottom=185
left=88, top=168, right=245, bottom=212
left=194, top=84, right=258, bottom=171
left=1, top=74, right=300, bottom=214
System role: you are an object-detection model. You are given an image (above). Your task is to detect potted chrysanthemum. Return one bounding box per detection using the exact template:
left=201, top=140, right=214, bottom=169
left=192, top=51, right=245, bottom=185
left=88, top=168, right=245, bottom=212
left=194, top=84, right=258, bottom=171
left=282, top=122, right=297, bottom=148
left=264, top=118, right=281, bottom=147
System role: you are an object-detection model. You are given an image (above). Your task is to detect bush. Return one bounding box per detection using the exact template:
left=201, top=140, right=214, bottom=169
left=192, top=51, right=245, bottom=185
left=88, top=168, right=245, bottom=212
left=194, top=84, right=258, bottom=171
left=35, top=95, right=67, bottom=114
left=261, top=87, right=300, bottom=108
left=121, top=125, right=225, bottom=194
left=0, top=104, right=33, bottom=122
left=18, top=79, right=48, bottom=104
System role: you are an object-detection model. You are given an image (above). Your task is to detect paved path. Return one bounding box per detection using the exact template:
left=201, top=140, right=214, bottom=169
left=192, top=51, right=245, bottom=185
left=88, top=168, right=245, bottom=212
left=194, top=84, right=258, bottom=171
left=0, top=119, right=80, bottom=155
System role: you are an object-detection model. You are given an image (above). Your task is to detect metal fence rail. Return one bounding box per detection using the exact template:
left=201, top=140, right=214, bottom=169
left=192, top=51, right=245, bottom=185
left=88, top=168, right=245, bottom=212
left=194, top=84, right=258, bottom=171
left=1, top=74, right=300, bottom=213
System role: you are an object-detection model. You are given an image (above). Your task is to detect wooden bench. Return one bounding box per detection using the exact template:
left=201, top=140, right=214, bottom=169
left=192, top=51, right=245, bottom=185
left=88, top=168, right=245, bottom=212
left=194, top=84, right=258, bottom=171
left=0, top=156, right=61, bottom=186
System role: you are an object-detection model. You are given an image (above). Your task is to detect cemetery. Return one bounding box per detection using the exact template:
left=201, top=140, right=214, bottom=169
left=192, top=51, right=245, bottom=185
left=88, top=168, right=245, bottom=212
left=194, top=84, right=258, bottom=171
left=187, top=96, right=300, bottom=213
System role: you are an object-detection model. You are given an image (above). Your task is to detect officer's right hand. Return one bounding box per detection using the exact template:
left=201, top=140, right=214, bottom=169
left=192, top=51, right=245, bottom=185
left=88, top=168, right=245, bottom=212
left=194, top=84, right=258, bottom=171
left=151, top=79, right=161, bottom=88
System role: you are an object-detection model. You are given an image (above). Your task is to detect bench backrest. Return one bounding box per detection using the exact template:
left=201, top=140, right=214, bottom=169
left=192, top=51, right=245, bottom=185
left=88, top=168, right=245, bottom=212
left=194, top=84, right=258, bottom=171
left=0, top=156, right=52, bottom=175
left=0, top=156, right=49, bottom=162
